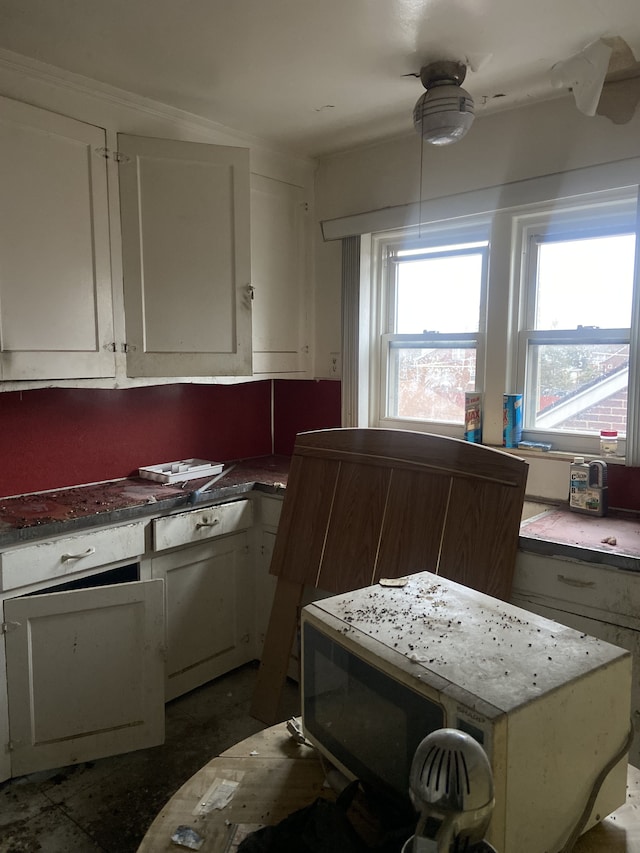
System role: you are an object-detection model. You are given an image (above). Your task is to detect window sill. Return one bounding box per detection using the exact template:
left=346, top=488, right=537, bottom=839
left=491, top=445, right=628, bottom=465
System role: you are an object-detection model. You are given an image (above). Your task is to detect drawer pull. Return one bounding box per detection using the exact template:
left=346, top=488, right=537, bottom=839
left=60, top=547, right=96, bottom=563
left=196, top=518, right=220, bottom=530
left=557, top=574, right=595, bottom=589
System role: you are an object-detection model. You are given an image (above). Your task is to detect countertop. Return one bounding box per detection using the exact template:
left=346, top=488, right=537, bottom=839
left=3, top=462, right=640, bottom=575
left=519, top=505, right=640, bottom=571
left=0, top=456, right=290, bottom=548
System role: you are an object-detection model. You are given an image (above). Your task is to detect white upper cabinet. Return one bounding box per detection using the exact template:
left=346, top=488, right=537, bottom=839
left=250, top=174, right=310, bottom=375
left=0, top=86, right=313, bottom=387
left=0, top=95, right=115, bottom=381
left=118, top=134, right=252, bottom=377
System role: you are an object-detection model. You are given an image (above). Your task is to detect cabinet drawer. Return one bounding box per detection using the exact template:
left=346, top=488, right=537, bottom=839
left=513, top=551, right=640, bottom=620
left=153, top=499, right=253, bottom=551
left=0, top=521, right=146, bottom=592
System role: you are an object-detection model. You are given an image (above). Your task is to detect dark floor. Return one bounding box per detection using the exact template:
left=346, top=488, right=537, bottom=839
left=0, top=663, right=300, bottom=853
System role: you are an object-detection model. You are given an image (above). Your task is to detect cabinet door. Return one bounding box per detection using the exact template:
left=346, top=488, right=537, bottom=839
left=254, top=495, right=282, bottom=659
left=0, top=95, right=114, bottom=381
left=152, top=533, right=254, bottom=701
left=255, top=528, right=278, bottom=658
left=4, top=578, right=165, bottom=777
left=250, top=174, right=310, bottom=375
left=118, top=134, right=252, bottom=377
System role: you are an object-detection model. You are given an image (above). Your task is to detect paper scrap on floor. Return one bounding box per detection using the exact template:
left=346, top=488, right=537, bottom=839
left=193, top=775, right=244, bottom=815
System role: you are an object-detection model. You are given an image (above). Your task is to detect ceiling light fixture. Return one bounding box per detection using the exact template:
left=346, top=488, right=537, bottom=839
left=413, top=60, right=475, bottom=145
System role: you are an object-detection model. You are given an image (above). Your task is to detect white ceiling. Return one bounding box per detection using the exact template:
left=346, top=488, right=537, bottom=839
left=0, top=0, right=639, bottom=158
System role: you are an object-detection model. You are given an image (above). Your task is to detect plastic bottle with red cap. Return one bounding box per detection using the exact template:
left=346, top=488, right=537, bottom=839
left=600, top=430, right=618, bottom=456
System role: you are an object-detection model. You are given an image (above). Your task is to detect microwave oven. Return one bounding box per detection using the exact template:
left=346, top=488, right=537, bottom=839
left=301, top=571, right=632, bottom=853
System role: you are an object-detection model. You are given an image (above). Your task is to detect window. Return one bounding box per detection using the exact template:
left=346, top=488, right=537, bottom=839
left=364, top=189, right=639, bottom=458
left=374, top=223, right=489, bottom=434
left=515, top=199, right=637, bottom=454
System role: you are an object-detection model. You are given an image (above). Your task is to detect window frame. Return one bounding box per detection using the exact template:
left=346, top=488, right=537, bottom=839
left=513, top=196, right=638, bottom=456
left=363, top=188, right=640, bottom=459
left=372, top=220, right=490, bottom=435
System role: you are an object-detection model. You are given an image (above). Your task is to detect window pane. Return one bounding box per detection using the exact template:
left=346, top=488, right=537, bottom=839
left=396, top=253, right=483, bottom=334
left=390, top=346, right=476, bottom=423
left=535, top=234, right=635, bottom=330
left=527, top=342, right=628, bottom=434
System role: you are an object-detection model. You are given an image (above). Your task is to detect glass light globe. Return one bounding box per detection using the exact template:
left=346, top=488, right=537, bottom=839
left=413, top=84, right=475, bottom=145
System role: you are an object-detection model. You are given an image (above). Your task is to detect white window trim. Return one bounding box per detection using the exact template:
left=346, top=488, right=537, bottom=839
left=324, top=156, right=640, bottom=241
left=353, top=184, right=640, bottom=465
left=511, top=193, right=638, bottom=456
left=368, top=219, right=490, bottom=436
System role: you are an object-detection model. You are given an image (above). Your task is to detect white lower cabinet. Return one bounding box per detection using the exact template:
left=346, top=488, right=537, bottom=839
left=0, top=518, right=164, bottom=783
left=0, top=493, right=281, bottom=782
left=4, top=578, right=165, bottom=778
left=149, top=498, right=255, bottom=700
left=253, top=494, right=327, bottom=680
left=512, top=550, right=640, bottom=768
left=255, top=528, right=278, bottom=658
left=151, top=532, right=254, bottom=701
left=254, top=496, right=281, bottom=658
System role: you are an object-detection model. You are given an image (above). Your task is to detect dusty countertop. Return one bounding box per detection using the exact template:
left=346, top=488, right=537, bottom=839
left=519, top=504, right=640, bottom=571
left=0, top=456, right=290, bottom=548
left=3, top=462, right=640, bottom=575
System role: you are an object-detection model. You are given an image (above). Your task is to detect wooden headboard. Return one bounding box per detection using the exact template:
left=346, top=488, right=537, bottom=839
left=251, top=428, right=528, bottom=723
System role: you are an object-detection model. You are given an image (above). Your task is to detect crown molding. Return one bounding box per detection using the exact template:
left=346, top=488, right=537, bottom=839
left=0, top=47, right=315, bottom=170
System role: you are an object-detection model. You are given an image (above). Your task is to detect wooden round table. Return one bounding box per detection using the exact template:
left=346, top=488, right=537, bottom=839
left=137, top=722, right=640, bottom=853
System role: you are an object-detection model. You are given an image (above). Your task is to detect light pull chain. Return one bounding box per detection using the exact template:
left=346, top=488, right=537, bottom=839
left=418, top=128, right=425, bottom=239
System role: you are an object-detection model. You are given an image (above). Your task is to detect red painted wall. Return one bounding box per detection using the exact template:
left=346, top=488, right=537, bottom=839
left=273, top=379, right=342, bottom=455
left=3, top=378, right=639, bottom=512
left=0, top=383, right=273, bottom=497
left=608, top=464, right=640, bottom=513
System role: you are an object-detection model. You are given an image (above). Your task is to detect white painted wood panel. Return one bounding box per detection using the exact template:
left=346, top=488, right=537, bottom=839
left=512, top=551, right=640, bottom=767
left=0, top=94, right=115, bottom=380
left=513, top=551, right=640, bottom=626
left=251, top=174, right=309, bottom=375
left=259, top=494, right=283, bottom=528
left=151, top=534, right=253, bottom=700
left=118, top=134, right=252, bottom=377
left=0, top=625, right=9, bottom=782
left=255, top=528, right=277, bottom=659
left=254, top=495, right=282, bottom=660
left=0, top=521, right=147, bottom=591
left=152, top=499, right=253, bottom=552
left=4, top=578, right=165, bottom=777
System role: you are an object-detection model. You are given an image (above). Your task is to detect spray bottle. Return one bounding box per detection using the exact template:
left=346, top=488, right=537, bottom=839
left=569, top=457, right=608, bottom=516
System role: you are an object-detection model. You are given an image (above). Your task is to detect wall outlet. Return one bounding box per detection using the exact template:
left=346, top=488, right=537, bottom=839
left=329, top=352, right=341, bottom=377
